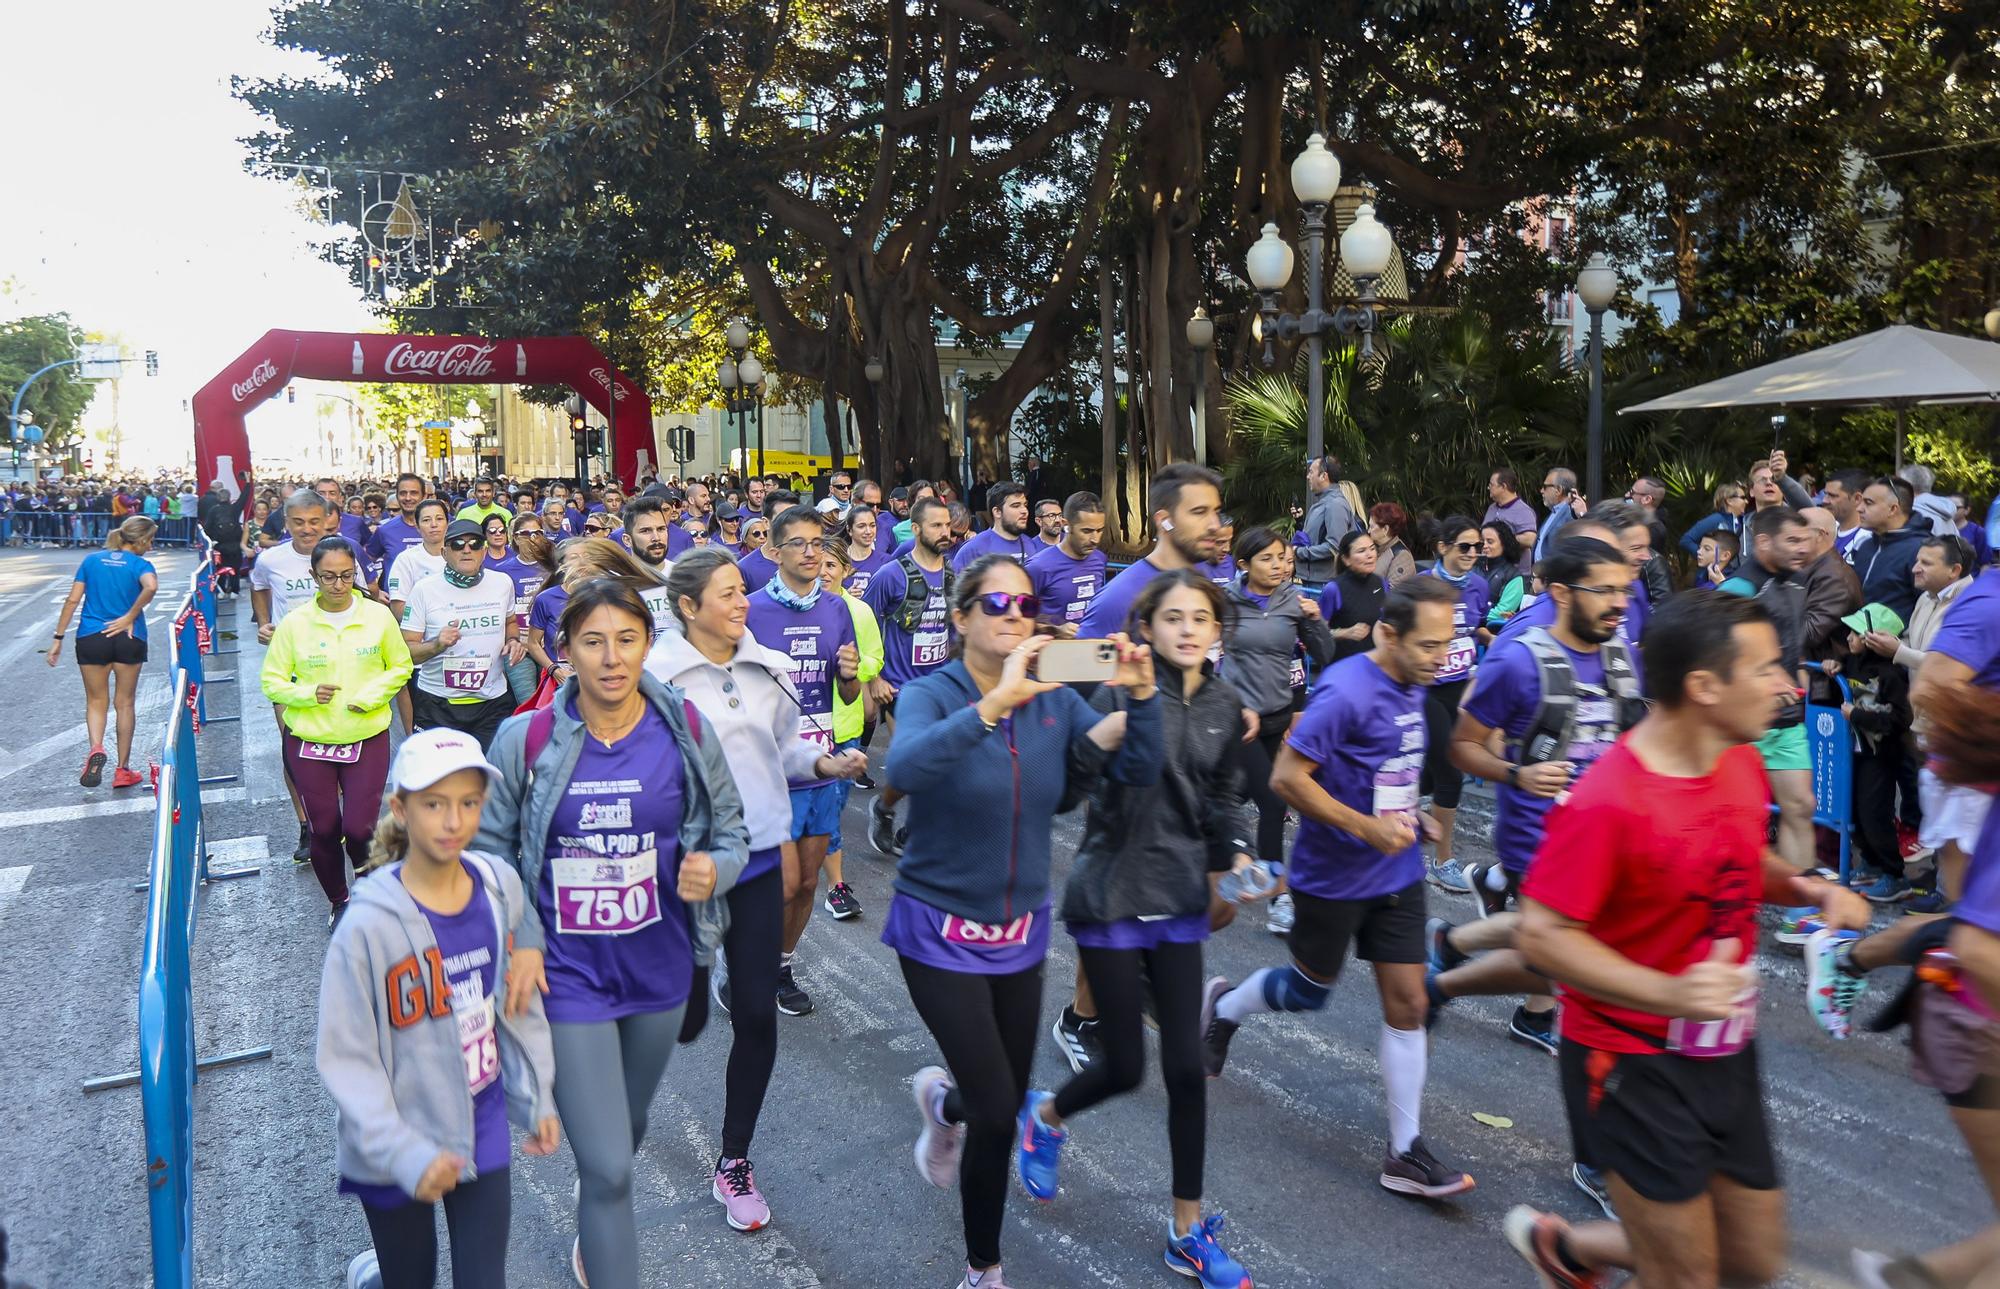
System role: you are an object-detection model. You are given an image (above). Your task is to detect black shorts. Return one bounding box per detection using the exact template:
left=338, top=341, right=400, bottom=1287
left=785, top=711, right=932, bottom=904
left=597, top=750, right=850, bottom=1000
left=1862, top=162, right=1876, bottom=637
left=1558, top=1038, right=1778, bottom=1204
left=75, top=633, right=148, bottom=666
left=410, top=689, right=513, bottom=752
left=1288, top=881, right=1427, bottom=980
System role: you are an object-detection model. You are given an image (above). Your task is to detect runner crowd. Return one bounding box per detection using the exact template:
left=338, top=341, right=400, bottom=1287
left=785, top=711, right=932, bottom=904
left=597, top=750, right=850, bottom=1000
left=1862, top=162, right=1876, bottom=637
left=47, top=450, right=2000, bottom=1289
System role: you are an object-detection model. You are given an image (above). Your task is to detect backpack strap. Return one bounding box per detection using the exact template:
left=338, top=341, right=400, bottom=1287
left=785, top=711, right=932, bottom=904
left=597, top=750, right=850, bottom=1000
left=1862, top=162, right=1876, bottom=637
left=1512, top=627, right=1578, bottom=766
left=682, top=697, right=704, bottom=747
left=522, top=703, right=556, bottom=772
left=1599, top=635, right=1648, bottom=730
left=894, top=555, right=952, bottom=632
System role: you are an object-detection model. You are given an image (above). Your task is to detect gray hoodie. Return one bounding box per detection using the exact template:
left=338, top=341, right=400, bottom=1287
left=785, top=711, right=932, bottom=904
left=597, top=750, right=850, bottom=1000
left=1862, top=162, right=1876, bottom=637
left=1222, top=579, right=1336, bottom=717
left=474, top=673, right=751, bottom=962
left=315, top=852, right=557, bottom=1198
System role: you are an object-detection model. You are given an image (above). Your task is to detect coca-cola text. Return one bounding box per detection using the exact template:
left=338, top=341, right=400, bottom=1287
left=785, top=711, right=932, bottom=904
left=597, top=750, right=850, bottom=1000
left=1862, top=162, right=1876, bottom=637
left=384, top=341, right=498, bottom=378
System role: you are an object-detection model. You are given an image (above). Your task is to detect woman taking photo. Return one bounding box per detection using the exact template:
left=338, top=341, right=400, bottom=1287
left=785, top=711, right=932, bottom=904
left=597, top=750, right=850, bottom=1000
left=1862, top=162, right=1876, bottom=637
left=1020, top=570, right=1261, bottom=1288
left=1367, top=503, right=1418, bottom=586
left=644, top=547, right=866, bottom=1232
left=843, top=506, right=889, bottom=597
left=316, top=729, right=560, bottom=1289
left=1318, top=529, right=1390, bottom=664
left=50, top=515, right=159, bottom=789
left=1479, top=522, right=1527, bottom=629
left=887, top=554, right=1160, bottom=1289
left=261, top=537, right=414, bottom=928
left=477, top=576, right=749, bottom=1289
left=1416, top=515, right=1490, bottom=892
left=1224, top=526, right=1335, bottom=918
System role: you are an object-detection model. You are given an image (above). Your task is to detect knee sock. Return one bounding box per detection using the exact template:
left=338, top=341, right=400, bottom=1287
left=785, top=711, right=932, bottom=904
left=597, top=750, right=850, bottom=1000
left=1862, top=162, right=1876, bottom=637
left=1380, top=1023, right=1426, bottom=1154
left=1217, top=965, right=1329, bottom=1023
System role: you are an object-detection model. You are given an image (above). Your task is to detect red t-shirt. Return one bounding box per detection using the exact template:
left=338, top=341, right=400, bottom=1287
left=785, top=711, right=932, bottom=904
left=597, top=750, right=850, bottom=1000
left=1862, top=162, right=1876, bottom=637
left=1522, top=738, right=1768, bottom=1054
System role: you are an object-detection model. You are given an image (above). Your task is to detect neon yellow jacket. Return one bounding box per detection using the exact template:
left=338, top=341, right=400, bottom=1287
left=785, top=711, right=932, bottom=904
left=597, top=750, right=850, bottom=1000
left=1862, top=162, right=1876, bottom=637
left=831, top=590, right=883, bottom=743
left=261, top=596, right=415, bottom=744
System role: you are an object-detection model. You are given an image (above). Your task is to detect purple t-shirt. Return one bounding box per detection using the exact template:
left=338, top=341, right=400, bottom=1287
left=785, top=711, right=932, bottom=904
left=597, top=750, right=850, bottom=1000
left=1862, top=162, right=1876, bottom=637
left=367, top=515, right=425, bottom=578
left=527, top=584, right=570, bottom=662
left=1199, top=557, right=1238, bottom=587
left=485, top=554, right=546, bottom=631
left=1283, top=654, right=1427, bottom=900
left=844, top=548, right=889, bottom=598
left=1462, top=635, right=1625, bottom=873
left=861, top=558, right=952, bottom=687
left=1420, top=568, right=1490, bottom=685
left=1026, top=544, right=1108, bottom=626
left=1960, top=806, right=2000, bottom=935
left=1484, top=496, right=1537, bottom=537
left=340, top=866, right=508, bottom=1206
left=951, top=526, right=1037, bottom=570
left=666, top=524, right=695, bottom=558
left=736, top=547, right=779, bottom=595
left=1078, top=557, right=1164, bottom=638
left=1068, top=912, right=1209, bottom=951
left=874, top=521, right=900, bottom=555
left=881, top=892, right=1051, bottom=974
left=537, top=702, right=692, bottom=1022
left=1932, top=571, right=2000, bottom=691
left=743, top=585, right=857, bottom=784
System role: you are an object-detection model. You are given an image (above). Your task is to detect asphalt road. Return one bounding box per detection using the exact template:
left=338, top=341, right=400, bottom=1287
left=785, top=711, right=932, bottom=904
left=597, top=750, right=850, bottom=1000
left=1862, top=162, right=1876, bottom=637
left=0, top=543, right=1986, bottom=1288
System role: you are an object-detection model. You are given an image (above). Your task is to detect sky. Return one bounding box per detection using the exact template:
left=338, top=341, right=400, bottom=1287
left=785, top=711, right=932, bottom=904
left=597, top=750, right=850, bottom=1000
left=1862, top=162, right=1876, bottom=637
left=4, top=0, right=374, bottom=470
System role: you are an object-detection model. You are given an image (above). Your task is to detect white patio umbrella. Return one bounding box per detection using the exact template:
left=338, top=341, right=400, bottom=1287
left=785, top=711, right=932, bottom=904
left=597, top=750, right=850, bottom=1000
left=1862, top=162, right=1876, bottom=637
left=1620, top=324, right=2000, bottom=468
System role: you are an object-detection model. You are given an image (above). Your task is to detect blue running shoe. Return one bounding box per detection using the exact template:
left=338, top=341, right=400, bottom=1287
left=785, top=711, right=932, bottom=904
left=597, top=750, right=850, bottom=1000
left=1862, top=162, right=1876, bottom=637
left=1015, top=1090, right=1066, bottom=1201
left=1165, top=1214, right=1252, bottom=1288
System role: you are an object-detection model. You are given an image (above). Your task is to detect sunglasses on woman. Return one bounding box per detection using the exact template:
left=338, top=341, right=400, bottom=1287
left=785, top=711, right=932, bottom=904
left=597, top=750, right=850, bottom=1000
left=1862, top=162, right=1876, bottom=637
left=975, top=591, right=1040, bottom=617
left=1451, top=541, right=1481, bottom=554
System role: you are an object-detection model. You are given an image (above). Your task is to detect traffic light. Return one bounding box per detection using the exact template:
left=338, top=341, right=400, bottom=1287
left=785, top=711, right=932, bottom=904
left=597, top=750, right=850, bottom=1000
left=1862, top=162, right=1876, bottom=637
left=668, top=426, right=694, bottom=463
left=143, top=350, right=159, bottom=377
left=570, top=412, right=586, bottom=433
left=586, top=428, right=607, bottom=457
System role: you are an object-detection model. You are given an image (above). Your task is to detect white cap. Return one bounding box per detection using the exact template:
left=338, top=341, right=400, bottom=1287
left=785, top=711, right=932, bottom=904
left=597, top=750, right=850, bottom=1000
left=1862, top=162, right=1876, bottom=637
left=391, top=728, right=503, bottom=793
left=815, top=496, right=843, bottom=515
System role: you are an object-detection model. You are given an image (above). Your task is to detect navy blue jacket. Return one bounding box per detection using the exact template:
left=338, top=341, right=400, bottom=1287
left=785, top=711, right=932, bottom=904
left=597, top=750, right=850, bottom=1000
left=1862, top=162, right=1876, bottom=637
left=886, top=660, right=1162, bottom=924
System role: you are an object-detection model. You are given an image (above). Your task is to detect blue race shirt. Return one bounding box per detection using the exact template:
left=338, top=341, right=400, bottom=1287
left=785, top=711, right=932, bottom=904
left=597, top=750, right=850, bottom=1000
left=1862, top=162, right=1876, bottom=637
left=1932, top=570, right=2000, bottom=691
left=1199, top=556, right=1238, bottom=587
left=74, top=549, right=154, bottom=639
left=951, top=526, right=1037, bottom=570
left=1026, top=543, right=1108, bottom=627
left=1420, top=567, right=1489, bottom=684
left=736, top=547, right=779, bottom=595
left=861, top=558, right=952, bottom=687
left=1077, top=557, right=1164, bottom=638
left=1283, top=654, right=1426, bottom=900
left=844, top=548, right=889, bottom=598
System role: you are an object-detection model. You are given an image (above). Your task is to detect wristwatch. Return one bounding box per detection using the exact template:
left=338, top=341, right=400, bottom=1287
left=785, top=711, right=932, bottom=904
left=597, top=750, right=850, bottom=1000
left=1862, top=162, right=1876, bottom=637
left=1506, top=763, right=1520, bottom=786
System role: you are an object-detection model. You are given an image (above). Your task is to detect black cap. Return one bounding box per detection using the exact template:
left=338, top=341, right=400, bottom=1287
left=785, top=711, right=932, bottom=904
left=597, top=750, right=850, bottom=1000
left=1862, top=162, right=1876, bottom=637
left=889, top=486, right=909, bottom=500
left=444, top=518, right=486, bottom=543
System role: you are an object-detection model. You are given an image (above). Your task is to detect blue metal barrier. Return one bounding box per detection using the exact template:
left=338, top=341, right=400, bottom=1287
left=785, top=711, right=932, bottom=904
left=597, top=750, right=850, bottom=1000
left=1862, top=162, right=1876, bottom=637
left=1808, top=679, right=1856, bottom=881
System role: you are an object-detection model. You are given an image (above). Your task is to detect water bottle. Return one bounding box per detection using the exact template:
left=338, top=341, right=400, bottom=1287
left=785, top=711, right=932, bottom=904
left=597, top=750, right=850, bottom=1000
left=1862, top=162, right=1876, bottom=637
left=1218, top=860, right=1277, bottom=904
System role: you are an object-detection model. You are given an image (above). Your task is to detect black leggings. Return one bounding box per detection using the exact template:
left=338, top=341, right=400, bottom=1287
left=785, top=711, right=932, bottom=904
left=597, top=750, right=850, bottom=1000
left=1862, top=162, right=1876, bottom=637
left=1421, top=677, right=1470, bottom=810
left=722, top=865, right=783, bottom=1159
left=900, top=955, right=1045, bottom=1269
left=1053, top=941, right=1207, bottom=1200
left=359, top=1167, right=510, bottom=1289
left=1237, top=710, right=1292, bottom=869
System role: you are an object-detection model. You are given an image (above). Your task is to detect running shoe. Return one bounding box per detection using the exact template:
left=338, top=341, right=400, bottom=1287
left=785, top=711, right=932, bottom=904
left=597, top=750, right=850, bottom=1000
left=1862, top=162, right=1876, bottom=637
left=911, top=1065, right=964, bottom=1188
left=111, top=766, right=144, bottom=789
left=1774, top=907, right=1824, bottom=946
left=1426, top=917, right=1468, bottom=974
left=294, top=822, right=312, bottom=864
left=1571, top=1162, right=1615, bottom=1219
left=823, top=881, right=863, bottom=920
left=80, top=746, right=106, bottom=788
left=711, top=1155, right=770, bottom=1231
left=1897, top=822, right=1934, bottom=868
left=345, top=1248, right=382, bottom=1289
left=1164, top=1213, right=1253, bottom=1288
left=1905, top=889, right=1954, bottom=915
left=1427, top=854, right=1472, bottom=894
left=1200, top=981, right=1240, bottom=1079
left=775, top=965, right=813, bottom=1016
left=1050, top=1007, right=1102, bottom=1075
left=957, top=1264, right=1010, bottom=1288
left=1014, top=1089, right=1066, bottom=1201
left=854, top=772, right=877, bottom=790
left=328, top=902, right=348, bottom=933
left=1265, top=892, right=1295, bottom=936
left=712, top=959, right=732, bottom=1015
left=1806, top=927, right=1867, bottom=1040
left=1504, top=1205, right=1606, bottom=1288
left=1862, top=874, right=1914, bottom=904
left=1464, top=862, right=1511, bottom=917
left=1508, top=1005, right=1559, bottom=1056
left=1379, top=1137, right=1474, bottom=1198
left=571, top=1236, right=588, bottom=1287
left=1850, top=1248, right=1936, bottom=1289
left=868, top=798, right=903, bottom=857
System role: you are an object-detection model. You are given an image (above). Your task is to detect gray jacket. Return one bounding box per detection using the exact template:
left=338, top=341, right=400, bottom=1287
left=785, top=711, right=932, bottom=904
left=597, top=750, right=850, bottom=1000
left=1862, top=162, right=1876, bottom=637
left=315, top=853, right=557, bottom=1197
left=1297, top=487, right=1358, bottom=583
left=474, top=673, right=751, bottom=963
left=1222, top=579, right=1336, bottom=717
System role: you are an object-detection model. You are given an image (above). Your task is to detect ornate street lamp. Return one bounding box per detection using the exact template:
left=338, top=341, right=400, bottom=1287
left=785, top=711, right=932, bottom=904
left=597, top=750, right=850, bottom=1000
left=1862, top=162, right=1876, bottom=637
left=1575, top=252, right=1619, bottom=504
left=1186, top=308, right=1214, bottom=465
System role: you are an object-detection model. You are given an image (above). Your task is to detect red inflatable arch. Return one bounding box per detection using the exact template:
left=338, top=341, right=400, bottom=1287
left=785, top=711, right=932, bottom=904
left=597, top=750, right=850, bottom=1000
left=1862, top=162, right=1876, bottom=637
left=192, top=329, right=656, bottom=507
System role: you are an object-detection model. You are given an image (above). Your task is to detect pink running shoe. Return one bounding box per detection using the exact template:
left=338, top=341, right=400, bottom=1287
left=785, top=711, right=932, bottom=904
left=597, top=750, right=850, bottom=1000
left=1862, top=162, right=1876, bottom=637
left=712, top=1155, right=770, bottom=1231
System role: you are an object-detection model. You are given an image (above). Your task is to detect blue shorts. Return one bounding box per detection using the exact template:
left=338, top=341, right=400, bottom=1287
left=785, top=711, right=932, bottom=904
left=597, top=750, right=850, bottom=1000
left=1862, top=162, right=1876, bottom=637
left=830, top=737, right=864, bottom=817
left=790, top=781, right=843, bottom=840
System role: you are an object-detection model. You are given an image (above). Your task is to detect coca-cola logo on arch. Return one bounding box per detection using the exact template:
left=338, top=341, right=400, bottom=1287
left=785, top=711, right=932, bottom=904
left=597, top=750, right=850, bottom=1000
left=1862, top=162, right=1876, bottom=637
left=588, top=366, right=630, bottom=401
left=384, top=341, right=498, bottom=378
left=230, top=359, right=280, bottom=403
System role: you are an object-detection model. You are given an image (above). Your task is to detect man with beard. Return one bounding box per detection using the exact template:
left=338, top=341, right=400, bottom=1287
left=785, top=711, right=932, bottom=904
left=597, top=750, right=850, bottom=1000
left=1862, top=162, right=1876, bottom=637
left=1026, top=492, right=1108, bottom=632
left=1425, top=537, right=1650, bottom=1214
left=364, top=473, right=428, bottom=593
left=1721, top=507, right=1818, bottom=871
left=623, top=497, right=678, bottom=634
left=684, top=479, right=718, bottom=535
left=950, top=481, right=1035, bottom=568
left=1077, top=463, right=1227, bottom=638
left=1032, top=498, right=1066, bottom=550
left=861, top=497, right=957, bottom=857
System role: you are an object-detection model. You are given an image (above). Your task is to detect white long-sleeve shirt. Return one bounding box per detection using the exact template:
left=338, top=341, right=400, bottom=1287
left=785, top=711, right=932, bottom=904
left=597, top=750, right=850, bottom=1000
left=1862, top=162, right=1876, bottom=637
left=644, top=629, right=823, bottom=850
